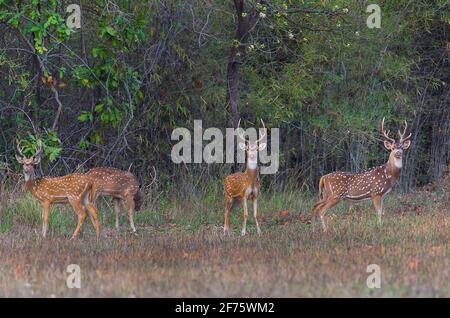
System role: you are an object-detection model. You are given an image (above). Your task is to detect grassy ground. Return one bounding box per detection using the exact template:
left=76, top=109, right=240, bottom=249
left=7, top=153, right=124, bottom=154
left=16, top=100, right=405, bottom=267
left=0, top=178, right=449, bottom=297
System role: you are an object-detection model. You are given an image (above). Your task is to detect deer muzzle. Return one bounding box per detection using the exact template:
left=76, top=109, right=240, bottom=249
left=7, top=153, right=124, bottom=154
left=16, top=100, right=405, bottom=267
left=393, top=149, right=403, bottom=159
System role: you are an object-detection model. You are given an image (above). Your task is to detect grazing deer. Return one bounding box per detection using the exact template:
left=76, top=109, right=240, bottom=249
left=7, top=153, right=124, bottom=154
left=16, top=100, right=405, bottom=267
left=85, top=167, right=143, bottom=234
left=312, top=117, right=412, bottom=232
left=15, top=144, right=100, bottom=240
left=224, top=119, right=266, bottom=236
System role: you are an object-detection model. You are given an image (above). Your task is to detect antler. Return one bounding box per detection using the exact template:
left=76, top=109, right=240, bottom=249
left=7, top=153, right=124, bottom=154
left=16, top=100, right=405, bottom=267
left=33, top=146, right=43, bottom=158
left=236, top=118, right=267, bottom=145
left=381, top=117, right=395, bottom=143
left=236, top=118, right=247, bottom=144
left=256, top=119, right=266, bottom=143
left=16, top=139, right=43, bottom=159
left=16, top=139, right=25, bottom=157
left=398, top=120, right=412, bottom=143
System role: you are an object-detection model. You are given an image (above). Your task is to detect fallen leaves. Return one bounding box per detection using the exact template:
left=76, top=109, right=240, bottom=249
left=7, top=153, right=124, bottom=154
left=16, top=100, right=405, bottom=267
left=406, top=258, right=419, bottom=271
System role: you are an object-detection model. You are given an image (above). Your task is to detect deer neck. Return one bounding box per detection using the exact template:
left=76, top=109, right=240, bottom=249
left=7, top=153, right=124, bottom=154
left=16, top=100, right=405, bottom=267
left=24, top=168, right=38, bottom=192
left=245, top=161, right=258, bottom=188
left=386, top=153, right=402, bottom=187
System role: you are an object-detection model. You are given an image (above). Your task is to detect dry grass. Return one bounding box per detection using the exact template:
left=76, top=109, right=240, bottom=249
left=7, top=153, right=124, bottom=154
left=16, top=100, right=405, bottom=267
left=0, top=178, right=449, bottom=297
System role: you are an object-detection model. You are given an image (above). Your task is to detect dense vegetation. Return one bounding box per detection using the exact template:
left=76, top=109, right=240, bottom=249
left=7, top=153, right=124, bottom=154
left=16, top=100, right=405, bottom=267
left=0, top=0, right=449, bottom=194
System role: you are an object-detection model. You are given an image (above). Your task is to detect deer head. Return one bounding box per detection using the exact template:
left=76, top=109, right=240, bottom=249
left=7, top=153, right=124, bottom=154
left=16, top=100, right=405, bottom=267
left=15, top=141, right=42, bottom=181
left=381, top=117, right=412, bottom=169
left=237, top=119, right=267, bottom=169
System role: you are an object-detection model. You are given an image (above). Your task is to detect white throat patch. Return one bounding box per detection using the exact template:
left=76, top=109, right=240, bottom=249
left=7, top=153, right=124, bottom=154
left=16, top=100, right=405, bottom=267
left=394, top=158, right=402, bottom=169
left=247, top=160, right=257, bottom=170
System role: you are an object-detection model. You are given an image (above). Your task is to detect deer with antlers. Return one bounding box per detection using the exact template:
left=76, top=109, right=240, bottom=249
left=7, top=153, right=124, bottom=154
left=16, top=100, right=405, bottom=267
left=15, top=143, right=100, bottom=239
left=312, top=117, right=412, bottom=232
left=224, top=119, right=266, bottom=236
left=85, top=167, right=143, bottom=234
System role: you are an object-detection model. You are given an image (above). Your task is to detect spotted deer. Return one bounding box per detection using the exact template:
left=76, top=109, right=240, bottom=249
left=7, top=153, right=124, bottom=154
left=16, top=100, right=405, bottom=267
left=224, top=119, right=266, bottom=236
left=15, top=143, right=100, bottom=240
left=312, top=117, right=412, bottom=232
left=85, top=167, right=143, bottom=234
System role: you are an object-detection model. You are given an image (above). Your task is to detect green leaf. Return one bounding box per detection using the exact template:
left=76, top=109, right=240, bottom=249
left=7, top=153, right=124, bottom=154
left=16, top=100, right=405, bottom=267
left=103, top=26, right=117, bottom=37
left=94, top=104, right=104, bottom=113
left=45, top=146, right=61, bottom=162
left=77, top=111, right=92, bottom=122
left=100, top=112, right=110, bottom=123
left=0, top=10, right=9, bottom=20
left=7, top=14, right=20, bottom=27
left=78, top=140, right=89, bottom=150
left=58, top=67, right=66, bottom=79
left=92, top=47, right=106, bottom=58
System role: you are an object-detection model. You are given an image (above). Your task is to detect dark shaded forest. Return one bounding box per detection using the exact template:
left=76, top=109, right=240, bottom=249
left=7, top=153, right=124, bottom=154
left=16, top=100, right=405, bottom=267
left=0, top=0, right=449, bottom=194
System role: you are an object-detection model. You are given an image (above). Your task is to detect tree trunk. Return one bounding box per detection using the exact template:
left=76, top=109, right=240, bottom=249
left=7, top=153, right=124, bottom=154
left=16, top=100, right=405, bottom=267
left=226, top=0, right=251, bottom=129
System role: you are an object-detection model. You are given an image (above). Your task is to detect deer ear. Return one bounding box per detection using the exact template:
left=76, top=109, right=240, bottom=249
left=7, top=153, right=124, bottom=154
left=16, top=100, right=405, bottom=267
left=15, top=155, right=24, bottom=164
left=402, top=140, right=411, bottom=150
left=384, top=140, right=394, bottom=150
left=32, top=156, right=41, bottom=165
left=258, top=143, right=267, bottom=151
left=238, top=142, right=247, bottom=150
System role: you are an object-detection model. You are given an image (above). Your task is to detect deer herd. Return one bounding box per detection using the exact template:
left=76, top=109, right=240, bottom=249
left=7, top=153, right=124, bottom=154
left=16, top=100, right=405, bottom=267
left=15, top=145, right=142, bottom=240
left=13, top=117, right=412, bottom=240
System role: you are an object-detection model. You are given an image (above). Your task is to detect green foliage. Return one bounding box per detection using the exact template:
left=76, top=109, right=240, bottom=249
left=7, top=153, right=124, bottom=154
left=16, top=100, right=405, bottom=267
left=0, top=0, right=448, bottom=189
left=17, top=130, right=61, bottom=162
left=1, top=1, right=72, bottom=56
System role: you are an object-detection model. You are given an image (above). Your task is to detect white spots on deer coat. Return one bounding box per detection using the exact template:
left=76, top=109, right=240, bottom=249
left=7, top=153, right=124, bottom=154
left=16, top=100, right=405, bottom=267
left=224, top=168, right=259, bottom=200
left=24, top=171, right=92, bottom=204
left=325, top=165, right=394, bottom=200
left=85, top=167, right=140, bottom=201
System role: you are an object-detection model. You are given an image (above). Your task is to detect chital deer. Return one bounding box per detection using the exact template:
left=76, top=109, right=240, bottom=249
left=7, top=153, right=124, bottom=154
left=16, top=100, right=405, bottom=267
left=312, top=117, right=412, bottom=231
left=85, top=167, right=143, bottom=234
left=16, top=144, right=100, bottom=239
left=224, top=119, right=266, bottom=236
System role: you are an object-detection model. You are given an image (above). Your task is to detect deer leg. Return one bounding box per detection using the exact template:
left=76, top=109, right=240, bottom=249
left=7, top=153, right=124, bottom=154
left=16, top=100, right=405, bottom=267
left=85, top=202, right=100, bottom=241
left=88, top=213, right=96, bottom=229
left=125, top=196, right=137, bottom=235
left=253, top=198, right=261, bottom=235
left=317, top=198, right=340, bottom=232
left=241, top=198, right=248, bottom=236
left=69, top=200, right=87, bottom=240
left=89, top=189, right=102, bottom=226
left=347, top=201, right=354, bottom=214
left=311, top=200, right=326, bottom=233
left=83, top=192, right=100, bottom=239
left=319, top=204, right=327, bottom=232
left=86, top=201, right=96, bottom=229
left=372, top=195, right=383, bottom=226
left=41, top=201, right=51, bottom=238
left=224, top=196, right=232, bottom=236
left=312, top=184, right=329, bottom=233
left=114, top=198, right=121, bottom=231
left=85, top=206, right=95, bottom=231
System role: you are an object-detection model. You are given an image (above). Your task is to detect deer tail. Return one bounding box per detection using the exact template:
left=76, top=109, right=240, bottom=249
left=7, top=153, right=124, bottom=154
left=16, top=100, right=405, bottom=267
left=82, top=180, right=94, bottom=205
left=312, top=176, right=326, bottom=225
left=318, top=176, right=325, bottom=201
